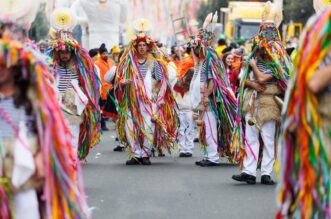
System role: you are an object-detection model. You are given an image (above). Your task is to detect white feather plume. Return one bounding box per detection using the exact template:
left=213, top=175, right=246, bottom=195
left=262, top=1, right=272, bottom=23
left=203, top=13, right=213, bottom=30
left=212, top=11, right=218, bottom=24
left=272, top=0, right=283, bottom=27
left=133, top=18, right=151, bottom=36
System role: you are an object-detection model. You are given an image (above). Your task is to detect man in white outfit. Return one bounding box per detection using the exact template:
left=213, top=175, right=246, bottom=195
left=116, top=35, right=165, bottom=165
left=190, top=47, right=221, bottom=166
left=232, top=23, right=291, bottom=184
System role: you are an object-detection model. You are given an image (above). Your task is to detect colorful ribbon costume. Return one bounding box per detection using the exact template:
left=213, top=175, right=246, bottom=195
left=232, top=23, right=292, bottom=165
left=277, top=8, right=331, bottom=219
left=47, top=31, right=101, bottom=160
left=0, top=22, right=89, bottom=219
left=189, top=27, right=238, bottom=163
left=114, top=35, right=179, bottom=157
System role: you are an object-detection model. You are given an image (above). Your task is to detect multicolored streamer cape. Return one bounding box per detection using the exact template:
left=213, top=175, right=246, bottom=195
left=277, top=9, right=331, bottom=219
left=114, top=39, right=179, bottom=156
left=0, top=31, right=89, bottom=219
left=46, top=34, right=101, bottom=160
left=189, top=30, right=238, bottom=162
left=231, top=23, right=292, bottom=165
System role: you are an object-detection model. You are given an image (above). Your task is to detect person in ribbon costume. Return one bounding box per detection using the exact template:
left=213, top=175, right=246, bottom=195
left=47, top=8, right=101, bottom=160
left=0, top=21, right=89, bottom=219
left=114, top=19, right=178, bottom=165
left=232, top=2, right=292, bottom=184
left=188, top=12, right=237, bottom=167
left=277, top=8, right=331, bottom=218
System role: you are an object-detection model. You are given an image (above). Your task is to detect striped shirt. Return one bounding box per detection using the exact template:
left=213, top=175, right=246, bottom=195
left=257, top=60, right=273, bottom=75
left=138, top=61, right=163, bottom=81
left=56, top=66, right=79, bottom=93
left=193, top=60, right=212, bottom=82
left=247, top=59, right=275, bottom=83
left=320, top=50, right=331, bottom=92
left=320, top=51, right=331, bottom=69
left=0, top=97, right=35, bottom=140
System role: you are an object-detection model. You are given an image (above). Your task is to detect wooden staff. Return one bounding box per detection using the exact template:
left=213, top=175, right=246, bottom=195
left=248, top=92, right=256, bottom=126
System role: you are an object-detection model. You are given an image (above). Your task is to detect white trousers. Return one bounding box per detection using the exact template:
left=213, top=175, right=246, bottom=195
left=202, top=111, right=219, bottom=163
left=125, top=103, right=155, bottom=158
left=69, top=124, right=80, bottom=153
left=14, top=189, right=40, bottom=219
left=178, top=110, right=195, bottom=154
left=243, top=114, right=276, bottom=177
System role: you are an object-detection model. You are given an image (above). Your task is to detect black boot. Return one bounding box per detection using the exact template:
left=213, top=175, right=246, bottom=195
left=101, top=125, right=109, bottom=131
left=101, top=117, right=109, bottom=131
left=141, top=157, right=151, bottom=165
left=195, top=159, right=220, bottom=167
left=126, top=157, right=141, bottom=165
left=113, top=145, right=125, bottom=152
left=232, top=172, right=256, bottom=184
left=261, top=175, right=275, bottom=185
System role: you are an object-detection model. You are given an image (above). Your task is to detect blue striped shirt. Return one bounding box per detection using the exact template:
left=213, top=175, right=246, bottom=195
left=0, top=97, right=35, bottom=140
left=138, top=61, right=163, bottom=81
left=56, top=66, right=79, bottom=93
left=193, top=61, right=212, bottom=82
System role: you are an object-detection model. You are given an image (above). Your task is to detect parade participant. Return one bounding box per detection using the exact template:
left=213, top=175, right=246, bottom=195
left=114, top=19, right=178, bottom=165
left=189, top=12, right=237, bottom=166
left=0, top=19, right=89, bottom=218
left=173, top=68, right=195, bottom=157
left=37, top=40, right=47, bottom=53
left=47, top=8, right=101, bottom=160
left=170, top=45, right=195, bottom=79
left=104, top=50, right=125, bottom=152
left=171, top=45, right=183, bottom=67
left=277, top=8, right=331, bottom=218
left=232, top=2, right=292, bottom=184
left=95, top=43, right=114, bottom=131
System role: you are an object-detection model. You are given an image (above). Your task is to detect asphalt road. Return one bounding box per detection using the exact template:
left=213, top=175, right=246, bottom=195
left=83, top=125, right=277, bottom=219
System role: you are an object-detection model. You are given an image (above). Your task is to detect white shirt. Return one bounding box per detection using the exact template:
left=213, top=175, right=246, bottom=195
left=174, top=90, right=193, bottom=111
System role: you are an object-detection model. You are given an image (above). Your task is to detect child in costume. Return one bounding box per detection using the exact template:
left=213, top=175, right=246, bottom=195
left=173, top=68, right=195, bottom=157
left=0, top=21, right=89, bottom=219
left=277, top=7, right=331, bottom=218
left=114, top=19, right=178, bottom=165
left=232, top=2, right=292, bottom=184
left=189, top=12, right=237, bottom=166
left=47, top=8, right=101, bottom=160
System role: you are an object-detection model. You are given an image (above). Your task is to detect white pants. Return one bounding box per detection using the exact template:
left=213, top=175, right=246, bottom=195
left=178, top=110, right=195, bottom=154
left=202, top=111, right=219, bottom=163
left=14, top=189, right=40, bottom=219
left=243, top=114, right=276, bottom=177
left=69, top=124, right=80, bottom=153
left=125, top=103, right=155, bottom=158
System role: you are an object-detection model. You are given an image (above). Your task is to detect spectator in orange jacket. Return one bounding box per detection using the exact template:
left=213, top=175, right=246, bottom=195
left=94, top=43, right=114, bottom=130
